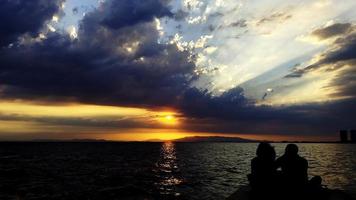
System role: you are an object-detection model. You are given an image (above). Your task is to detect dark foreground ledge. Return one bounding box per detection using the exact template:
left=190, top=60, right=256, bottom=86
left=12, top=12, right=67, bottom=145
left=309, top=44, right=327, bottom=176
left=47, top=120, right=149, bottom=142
left=226, top=186, right=356, bottom=200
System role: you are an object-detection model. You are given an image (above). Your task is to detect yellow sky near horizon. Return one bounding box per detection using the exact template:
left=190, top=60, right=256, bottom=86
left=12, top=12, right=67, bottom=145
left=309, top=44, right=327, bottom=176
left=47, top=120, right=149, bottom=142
left=0, top=100, right=338, bottom=142
left=0, top=100, right=184, bottom=140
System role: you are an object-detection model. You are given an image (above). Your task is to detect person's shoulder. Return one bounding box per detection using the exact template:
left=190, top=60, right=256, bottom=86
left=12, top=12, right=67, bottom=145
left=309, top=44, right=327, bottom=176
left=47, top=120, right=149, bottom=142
left=299, top=155, right=307, bottom=161
left=297, top=155, right=308, bottom=164
left=302, top=156, right=308, bottom=163
left=251, top=157, right=258, bottom=163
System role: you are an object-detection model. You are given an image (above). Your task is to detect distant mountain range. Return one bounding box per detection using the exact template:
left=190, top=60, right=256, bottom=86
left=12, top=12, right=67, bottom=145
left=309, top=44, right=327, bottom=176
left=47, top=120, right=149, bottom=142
left=173, top=136, right=257, bottom=143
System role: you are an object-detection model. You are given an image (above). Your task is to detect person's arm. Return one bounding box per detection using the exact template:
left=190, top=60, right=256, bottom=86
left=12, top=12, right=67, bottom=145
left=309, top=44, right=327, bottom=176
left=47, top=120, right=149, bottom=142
left=299, top=158, right=308, bottom=183
left=249, top=158, right=258, bottom=186
left=304, top=159, right=308, bottom=179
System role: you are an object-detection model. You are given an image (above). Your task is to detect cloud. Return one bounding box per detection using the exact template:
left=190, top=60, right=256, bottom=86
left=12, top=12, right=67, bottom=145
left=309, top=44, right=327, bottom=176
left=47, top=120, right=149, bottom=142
left=178, top=87, right=249, bottom=120
left=228, top=19, right=248, bottom=28
left=99, top=0, right=173, bottom=29
left=0, top=0, right=64, bottom=47
left=311, top=23, right=353, bottom=40
left=0, top=1, right=356, bottom=138
left=256, top=12, right=292, bottom=26
left=0, top=0, right=195, bottom=108
left=173, top=9, right=189, bottom=21
left=0, top=112, right=161, bottom=130
left=278, top=22, right=356, bottom=115
left=330, top=61, right=356, bottom=98
left=316, top=32, right=356, bottom=65
left=179, top=88, right=356, bottom=136
left=286, top=23, right=356, bottom=78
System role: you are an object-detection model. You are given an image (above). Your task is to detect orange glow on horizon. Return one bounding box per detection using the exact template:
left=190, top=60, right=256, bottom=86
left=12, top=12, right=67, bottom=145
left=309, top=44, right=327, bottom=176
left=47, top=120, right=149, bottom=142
left=106, top=131, right=338, bottom=142
left=107, top=129, right=195, bottom=141
left=0, top=101, right=337, bottom=142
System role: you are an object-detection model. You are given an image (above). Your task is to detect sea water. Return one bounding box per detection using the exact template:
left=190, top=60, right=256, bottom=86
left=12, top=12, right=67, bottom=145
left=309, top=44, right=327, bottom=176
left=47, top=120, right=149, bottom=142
left=0, top=142, right=355, bottom=200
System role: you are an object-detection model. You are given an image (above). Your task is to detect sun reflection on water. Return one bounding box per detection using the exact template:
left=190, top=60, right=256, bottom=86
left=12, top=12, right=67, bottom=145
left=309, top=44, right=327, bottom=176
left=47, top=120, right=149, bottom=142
left=154, top=142, right=183, bottom=197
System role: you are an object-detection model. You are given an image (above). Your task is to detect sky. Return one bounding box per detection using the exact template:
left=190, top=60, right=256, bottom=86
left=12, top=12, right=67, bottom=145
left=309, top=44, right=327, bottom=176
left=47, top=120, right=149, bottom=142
left=0, top=0, right=355, bottom=141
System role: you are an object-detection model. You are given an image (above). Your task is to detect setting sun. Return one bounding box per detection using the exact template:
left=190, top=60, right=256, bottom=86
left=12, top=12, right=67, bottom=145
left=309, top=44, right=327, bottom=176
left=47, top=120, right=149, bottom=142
left=158, top=114, right=179, bottom=126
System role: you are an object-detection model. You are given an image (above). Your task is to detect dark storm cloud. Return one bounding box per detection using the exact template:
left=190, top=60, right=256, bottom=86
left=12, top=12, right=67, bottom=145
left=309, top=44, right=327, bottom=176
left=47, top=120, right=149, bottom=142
left=0, top=0, right=63, bottom=47
left=316, top=33, right=356, bottom=65
left=179, top=87, right=356, bottom=135
left=179, top=87, right=304, bottom=123
left=173, top=9, right=189, bottom=21
left=179, top=87, right=251, bottom=120
left=100, top=0, right=172, bottom=29
left=0, top=0, right=195, bottom=107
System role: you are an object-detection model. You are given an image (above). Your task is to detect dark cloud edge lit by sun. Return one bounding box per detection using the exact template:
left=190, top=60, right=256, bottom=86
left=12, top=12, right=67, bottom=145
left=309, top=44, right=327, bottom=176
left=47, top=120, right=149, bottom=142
left=0, top=0, right=355, bottom=141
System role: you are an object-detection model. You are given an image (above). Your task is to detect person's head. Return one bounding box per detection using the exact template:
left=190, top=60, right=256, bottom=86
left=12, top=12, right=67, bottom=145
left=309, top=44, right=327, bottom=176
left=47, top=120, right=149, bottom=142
left=256, top=142, right=276, bottom=160
left=285, top=144, right=298, bottom=156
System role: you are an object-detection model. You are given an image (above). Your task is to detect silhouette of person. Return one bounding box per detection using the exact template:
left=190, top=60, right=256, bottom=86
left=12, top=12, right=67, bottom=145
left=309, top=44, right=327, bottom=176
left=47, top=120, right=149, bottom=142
left=248, top=142, right=277, bottom=199
left=276, top=144, right=308, bottom=196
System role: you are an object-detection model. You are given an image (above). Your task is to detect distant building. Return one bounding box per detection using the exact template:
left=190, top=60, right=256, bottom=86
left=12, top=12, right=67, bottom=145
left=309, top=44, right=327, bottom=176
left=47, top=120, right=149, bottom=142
left=350, top=130, right=356, bottom=143
left=340, top=130, right=348, bottom=143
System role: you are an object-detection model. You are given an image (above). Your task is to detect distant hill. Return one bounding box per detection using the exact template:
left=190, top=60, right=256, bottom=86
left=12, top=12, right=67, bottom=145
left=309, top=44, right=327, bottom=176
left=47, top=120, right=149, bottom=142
left=173, top=136, right=257, bottom=143
left=145, top=139, right=166, bottom=142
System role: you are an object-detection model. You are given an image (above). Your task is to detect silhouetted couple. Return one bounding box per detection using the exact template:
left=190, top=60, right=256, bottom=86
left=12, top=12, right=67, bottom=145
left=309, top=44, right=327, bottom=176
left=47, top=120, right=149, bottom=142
left=248, top=143, right=322, bottom=200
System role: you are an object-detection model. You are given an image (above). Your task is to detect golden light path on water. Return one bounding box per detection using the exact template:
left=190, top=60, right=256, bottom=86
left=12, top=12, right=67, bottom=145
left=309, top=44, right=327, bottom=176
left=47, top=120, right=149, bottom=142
left=155, top=142, right=183, bottom=197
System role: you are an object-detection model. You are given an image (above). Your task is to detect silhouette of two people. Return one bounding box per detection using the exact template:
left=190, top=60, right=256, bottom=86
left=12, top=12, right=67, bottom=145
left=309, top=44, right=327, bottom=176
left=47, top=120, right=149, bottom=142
left=248, top=143, right=321, bottom=200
